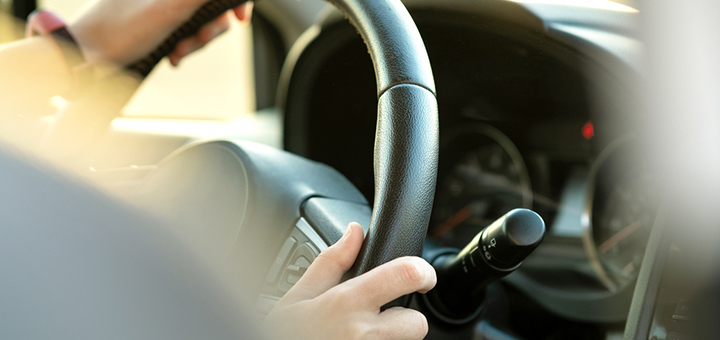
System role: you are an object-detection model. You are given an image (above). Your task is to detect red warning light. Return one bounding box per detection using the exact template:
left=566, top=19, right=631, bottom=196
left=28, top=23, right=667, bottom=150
left=582, top=121, right=594, bottom=140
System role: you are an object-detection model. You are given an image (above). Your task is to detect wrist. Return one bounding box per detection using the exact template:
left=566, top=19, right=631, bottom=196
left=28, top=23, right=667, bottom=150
left=65, top=24, right=123, bottom=80
left=67, top=19, right=121, bottom=68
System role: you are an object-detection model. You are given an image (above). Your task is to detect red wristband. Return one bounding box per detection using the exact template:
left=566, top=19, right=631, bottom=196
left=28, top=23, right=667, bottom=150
left=27, top=10, right=93, bottom=99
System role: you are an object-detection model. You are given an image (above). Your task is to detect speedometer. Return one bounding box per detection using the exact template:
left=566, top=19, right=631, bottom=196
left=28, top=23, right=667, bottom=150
left=584, top=136, right=659, bottom=291
left=429, top=124, right=532, bottom=249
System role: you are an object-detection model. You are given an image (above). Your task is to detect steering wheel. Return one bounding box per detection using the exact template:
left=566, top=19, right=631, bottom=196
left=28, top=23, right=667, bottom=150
left=330, top=0, right=438, bottom=279
left=0, top=0, right=437, bottom=337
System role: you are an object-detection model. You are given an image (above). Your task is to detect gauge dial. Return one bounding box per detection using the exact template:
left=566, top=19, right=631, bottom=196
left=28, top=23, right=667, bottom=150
left=430, top=124, right=532, bottom=249
left=594, top=179, right=654, bottom=279
left=585, top=136, right=659, bottom=290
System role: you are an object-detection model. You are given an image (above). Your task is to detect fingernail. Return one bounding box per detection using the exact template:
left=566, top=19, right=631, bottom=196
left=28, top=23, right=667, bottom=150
left=342, top=225, right=352, bottom=239
left=245, top=2, right=254, bottom=21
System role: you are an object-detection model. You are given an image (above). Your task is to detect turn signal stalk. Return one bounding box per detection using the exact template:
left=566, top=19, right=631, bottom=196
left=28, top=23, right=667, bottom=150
left=424, top=209, right=545, bottom=322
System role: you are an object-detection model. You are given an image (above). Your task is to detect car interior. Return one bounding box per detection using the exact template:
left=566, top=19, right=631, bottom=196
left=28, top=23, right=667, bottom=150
left=1, top=0, right=719, bottom=339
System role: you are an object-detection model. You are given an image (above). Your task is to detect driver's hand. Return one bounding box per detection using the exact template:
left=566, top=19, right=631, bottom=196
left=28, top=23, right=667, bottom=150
left=167, top=4, right=253, bottom=66
left=263, top=222, right=437, bottom=340
left=69, top=0, right=253, bottom=68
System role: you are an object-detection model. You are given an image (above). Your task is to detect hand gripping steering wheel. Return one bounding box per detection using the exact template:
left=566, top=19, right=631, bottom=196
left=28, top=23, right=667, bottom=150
left=330, top=0, right=439, bottom=285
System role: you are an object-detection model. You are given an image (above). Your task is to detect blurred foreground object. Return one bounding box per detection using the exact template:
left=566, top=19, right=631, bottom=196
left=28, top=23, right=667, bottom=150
left=624, top=0, right=720, bottom=339
left=0, top=144, right=258, bottom=339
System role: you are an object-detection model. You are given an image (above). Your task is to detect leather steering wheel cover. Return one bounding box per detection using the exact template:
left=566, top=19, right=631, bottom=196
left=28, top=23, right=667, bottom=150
left=329, top=0, right=437, bottom=97
left=329, top=0, right=439, bottom=292
left=349, top=84, right=439, bottom=283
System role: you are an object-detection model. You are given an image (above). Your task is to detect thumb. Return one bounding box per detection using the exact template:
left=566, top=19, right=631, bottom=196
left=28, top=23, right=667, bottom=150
left=280, top=222, right=364, bottom=303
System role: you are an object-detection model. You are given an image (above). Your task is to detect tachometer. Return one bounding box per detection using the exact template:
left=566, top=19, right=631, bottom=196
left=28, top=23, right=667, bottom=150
left=429, top=124, right=532, bottom=248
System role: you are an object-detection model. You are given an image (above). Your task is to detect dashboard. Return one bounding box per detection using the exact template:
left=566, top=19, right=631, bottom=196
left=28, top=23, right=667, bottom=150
left=279, top=0, right=654, bottom=326
left=2, top=1, right=716, bottom=339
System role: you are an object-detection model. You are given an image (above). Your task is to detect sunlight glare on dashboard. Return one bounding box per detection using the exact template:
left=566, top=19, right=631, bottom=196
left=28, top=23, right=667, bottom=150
left=508, top=0, right=638, bottom=13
